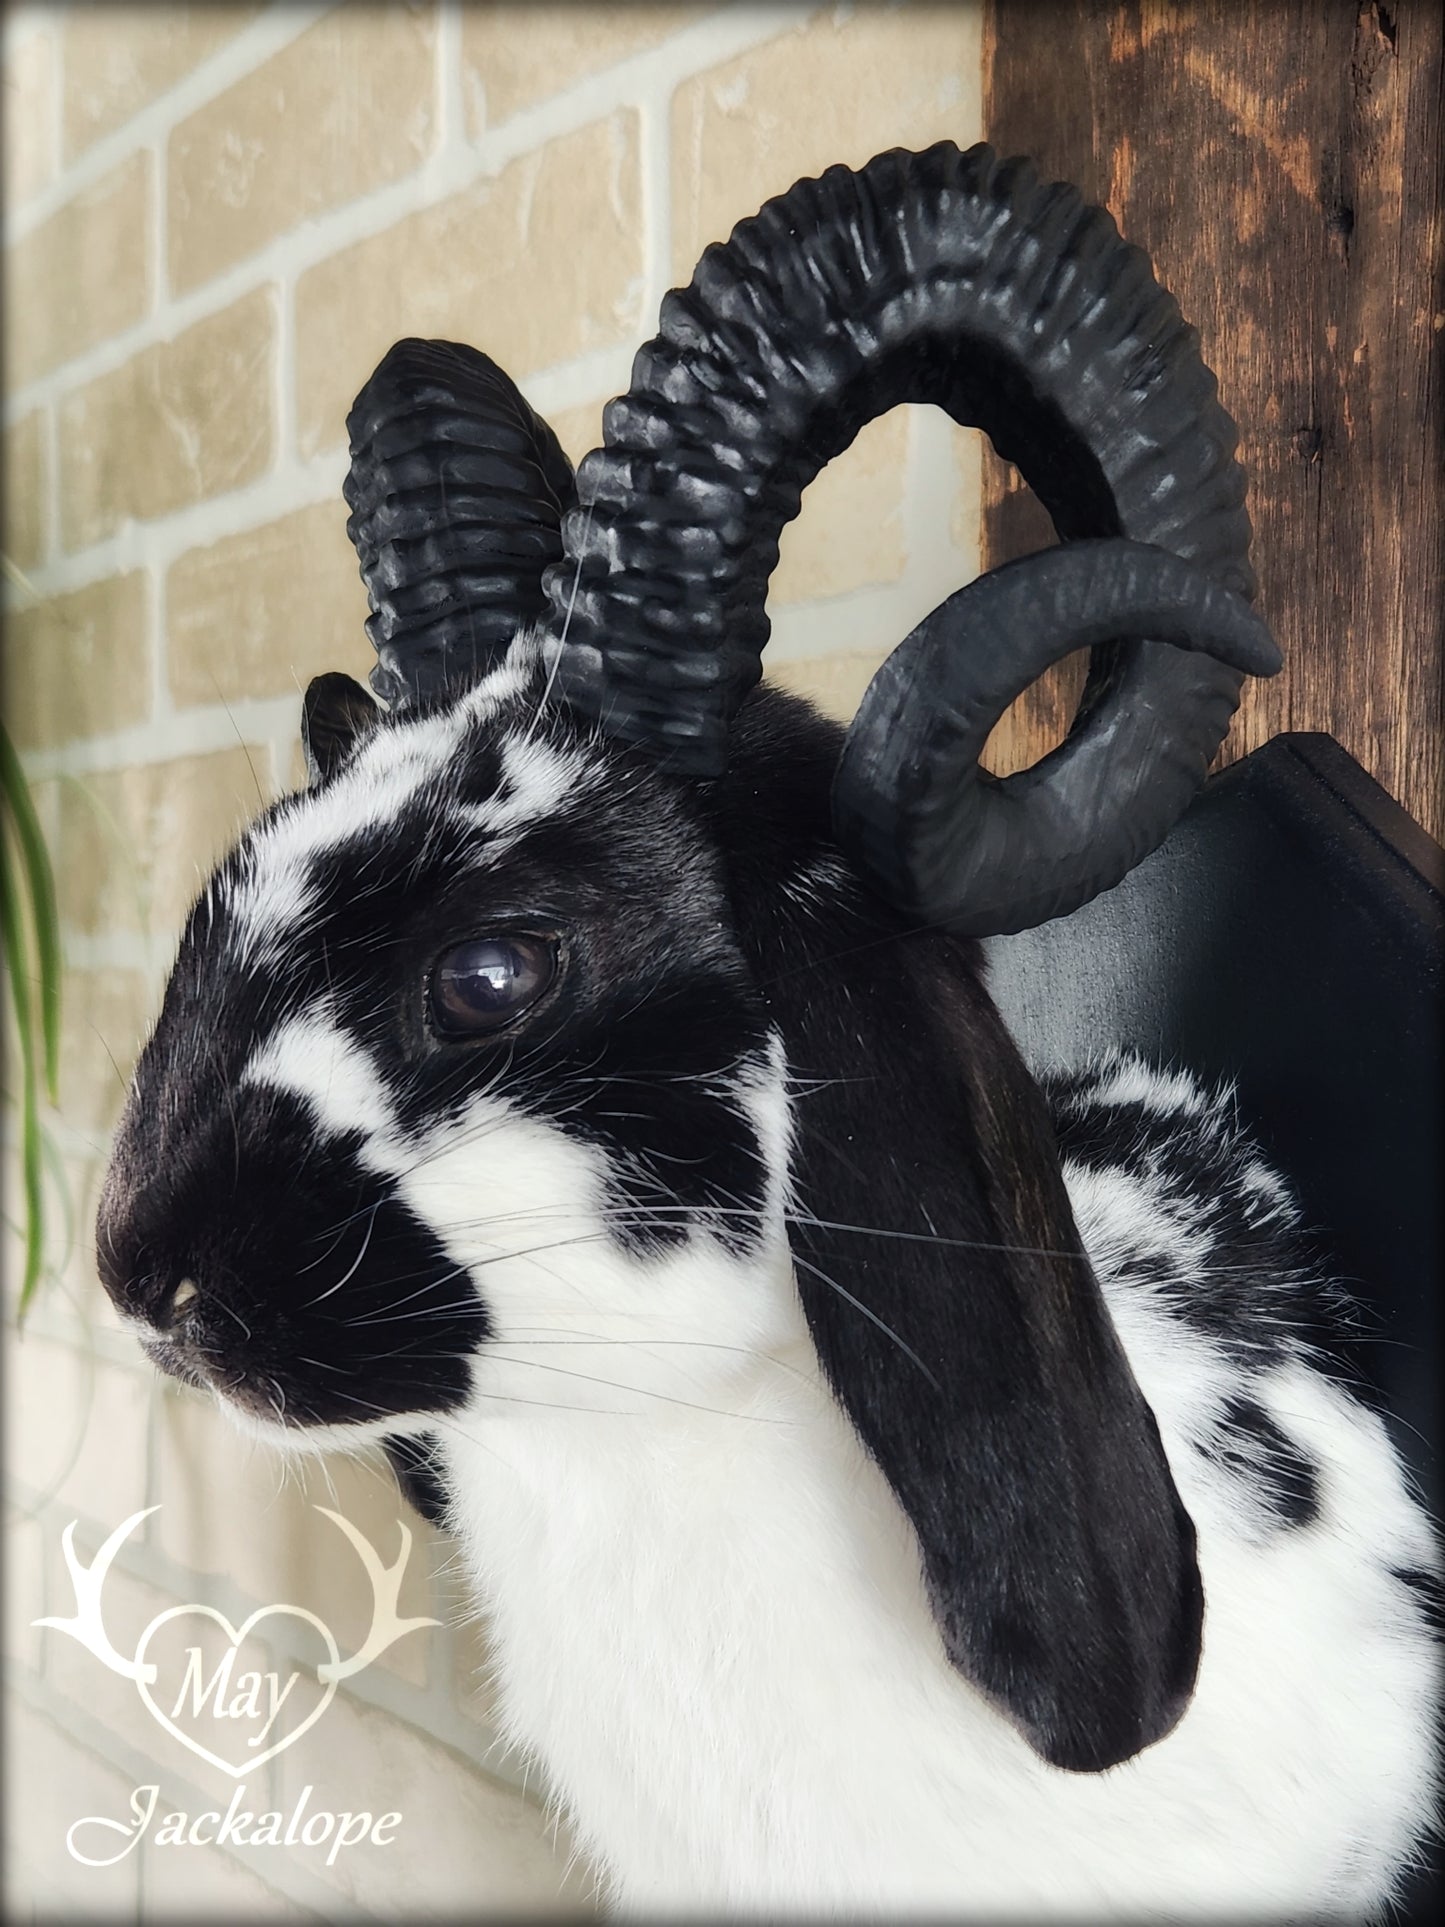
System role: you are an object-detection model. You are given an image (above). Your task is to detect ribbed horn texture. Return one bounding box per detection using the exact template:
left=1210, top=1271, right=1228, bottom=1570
left=345, top=338, right=576, bottom=709
left=542, top=141, right=1270, bottom=934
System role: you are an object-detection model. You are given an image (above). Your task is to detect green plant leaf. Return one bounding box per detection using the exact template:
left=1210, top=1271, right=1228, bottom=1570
left=0, top=825, right=45, bottom=1318
left=1, top=724, right=62, bottom=1104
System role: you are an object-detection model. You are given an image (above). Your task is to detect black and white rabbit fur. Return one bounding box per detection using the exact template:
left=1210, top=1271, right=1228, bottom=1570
left=100, top=642, right=1439, bottom=1917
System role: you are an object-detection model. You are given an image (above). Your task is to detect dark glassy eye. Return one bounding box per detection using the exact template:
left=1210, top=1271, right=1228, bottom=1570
left=429, top=934, right=559, bottom=1037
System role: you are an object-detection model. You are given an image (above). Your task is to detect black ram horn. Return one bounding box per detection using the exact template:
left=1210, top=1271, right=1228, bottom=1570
left=542, top=142, right=1277, bottom=934
left=834, top=541, right=1280, bottom=933
left=344, top=338, right=576, bottom=708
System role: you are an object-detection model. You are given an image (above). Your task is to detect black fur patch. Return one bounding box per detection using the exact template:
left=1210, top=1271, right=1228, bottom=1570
left=275, top=722, right=772, bottom=1259
left=99, top=690, right=776, bottom=1437
left=386, top=1433, right=451, bottom=1526
left=98, top=1088, right=487, bottom=1428
left=1389, top=1565, right=1445, bottom=1636
left=540, top=970, right=771, bottom=1256
left=1197, top=1394, right=1323, bottom=1529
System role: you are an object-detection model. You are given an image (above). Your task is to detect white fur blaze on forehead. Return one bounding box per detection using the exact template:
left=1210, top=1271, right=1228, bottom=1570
left=223, top=658, right=590, bottom=971
left=457, top=632, right=541, bottom=715
left=226, top=704, right=470, bottom=968
left=243, top=1010, right=400, bottom=1155
left=460, top=733, right=596, bottom=839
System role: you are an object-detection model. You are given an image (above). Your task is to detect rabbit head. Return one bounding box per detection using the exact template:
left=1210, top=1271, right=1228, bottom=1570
left=96, top=650, right=793, bottom=1422
left=98, top=142, right=1284, bottom=1775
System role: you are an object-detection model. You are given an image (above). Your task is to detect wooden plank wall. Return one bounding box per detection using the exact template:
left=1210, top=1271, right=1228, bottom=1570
left=980, top=0, right=1444, bottom=845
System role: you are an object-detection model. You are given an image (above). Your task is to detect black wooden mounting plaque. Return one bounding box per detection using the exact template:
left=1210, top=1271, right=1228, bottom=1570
left=987, top=732, right=1443, bottom=1514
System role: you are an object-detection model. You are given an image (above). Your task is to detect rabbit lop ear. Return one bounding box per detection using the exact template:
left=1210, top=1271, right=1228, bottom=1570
left=781, top=934, right=1203, bottom=1774
left=302, top=672, right=381, bottom=787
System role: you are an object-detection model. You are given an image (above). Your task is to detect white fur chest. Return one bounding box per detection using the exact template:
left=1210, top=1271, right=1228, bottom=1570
left=405, top=1084, right=1433, bottom=1916
left=437, top=1238, right=1435, bottom=1919
left=441, top=1305, right=1037, bottom=1913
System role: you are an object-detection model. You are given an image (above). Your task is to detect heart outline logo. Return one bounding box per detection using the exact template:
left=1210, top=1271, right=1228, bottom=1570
left=135, top=1604, right=340, bottom=1779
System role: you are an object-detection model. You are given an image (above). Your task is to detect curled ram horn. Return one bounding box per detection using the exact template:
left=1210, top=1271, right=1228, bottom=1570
left=344, top=336, right=577, bottom=709
left=833, top=540, right=1280, bottom=935
left=341, top=144, right=1280, bottom=935
left=540, top=142, right=1280, bottom=934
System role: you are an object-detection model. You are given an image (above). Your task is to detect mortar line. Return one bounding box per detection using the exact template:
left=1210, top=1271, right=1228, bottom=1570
left=4, top=5, right=805, bottom=432
left=273, top=263, right=298, bottom=478
left=147, top=134, right=165, bottom=316
left=434, top=0, right=467, bottom=166
left=638, top=87, right=673, bottom=325
left=39, top=394, right=61, bottom=569
left=16, top=693, right=321, bottom=783
left=5, top=338, right=640, bottom=608
left=3, top=5, right=331, bottom=245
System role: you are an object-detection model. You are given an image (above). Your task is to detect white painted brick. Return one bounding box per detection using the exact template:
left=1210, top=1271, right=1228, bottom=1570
left=275, top=1687, right=597, bottom=1916
left=5, top=1329, right=152, bottom=1521
left=141, top=1830, right=321, bottom=1920
left=3, top=1694, right=144, bottom=1917
left=5, top=1512, right=48, bottom=1672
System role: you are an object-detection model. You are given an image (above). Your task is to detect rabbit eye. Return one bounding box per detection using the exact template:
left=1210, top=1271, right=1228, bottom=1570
left=430, top=934, right=559, bottom=1036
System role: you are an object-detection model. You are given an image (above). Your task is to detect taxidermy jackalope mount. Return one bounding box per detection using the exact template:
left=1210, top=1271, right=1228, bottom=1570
left=96, top=144, right=1439, bottom=1915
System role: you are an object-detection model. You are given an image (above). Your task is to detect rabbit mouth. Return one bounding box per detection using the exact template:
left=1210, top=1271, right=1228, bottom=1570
left=126, top=1233, right=490, bottom=1431
left=140, top=1331, right=212, bottom=1394
left=99, top=1076, right=494, bottom=1430
left=140, top=1332, right=294, bottom=1427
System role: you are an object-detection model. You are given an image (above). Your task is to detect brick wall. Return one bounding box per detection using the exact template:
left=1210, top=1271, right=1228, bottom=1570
left=2, top=4, right=984, bottom=1916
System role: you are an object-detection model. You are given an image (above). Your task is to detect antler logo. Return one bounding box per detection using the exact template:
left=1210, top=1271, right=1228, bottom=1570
left=34, top=1508, right=438, bottom=1777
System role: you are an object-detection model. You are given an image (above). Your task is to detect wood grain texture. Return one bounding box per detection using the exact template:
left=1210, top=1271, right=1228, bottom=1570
left=980, top=0, right=1443, bottom=843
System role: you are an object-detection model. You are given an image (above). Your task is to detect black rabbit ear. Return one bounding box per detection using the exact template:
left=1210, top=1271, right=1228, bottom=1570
left=302, top=673, right=381, bottom=787
left=779, top=925, right=1203, bottom=1772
